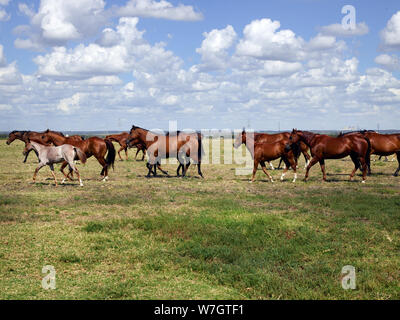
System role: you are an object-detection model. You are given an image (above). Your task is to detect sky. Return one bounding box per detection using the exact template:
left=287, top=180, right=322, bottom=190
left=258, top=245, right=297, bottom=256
left=0, top=0, right=400, bottom=131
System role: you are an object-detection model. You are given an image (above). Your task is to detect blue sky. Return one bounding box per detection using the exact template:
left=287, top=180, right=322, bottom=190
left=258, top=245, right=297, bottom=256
left=0, top=0, right=400, bottom=131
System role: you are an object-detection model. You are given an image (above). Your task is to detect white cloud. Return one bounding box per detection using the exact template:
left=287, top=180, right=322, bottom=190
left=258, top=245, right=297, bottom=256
left=15, top=0, right=107, bottom=50
left=0, top=44, right=5, bottom=66
left=196, top=25, right=237, bottom=71
left=380, top=11, right=400, bottom=50
left=117, top=0, right=203, bottom=21
left=308, top=34, right=337, bottom=50
left=0, top=0, right=11, bottom=6
left=236, top=18, right=305, bottom=62
left=57, top=93, right=83, bottom=113
left=0, top=104, right=11, bottom=111
left=0, top=9, right=10, bottom=21
left=319, top=22, right=369, bottom=37
left=0, top=62, right=22, bottom=85
left=375, top=54, right=400, bottom=71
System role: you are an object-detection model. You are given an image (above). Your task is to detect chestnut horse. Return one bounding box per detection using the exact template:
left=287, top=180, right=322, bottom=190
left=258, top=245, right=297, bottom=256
left=39, top=131, right=115, bottom=181
left=106, top=132, right=146, bottom=161
left=233, top=129, right=307, bottom=168
left=234, top=132, right=298, bottom=182
left=339, top=130, right=400, bottom=176
left=289, top=129, right=370, bottom=183
left=127, top=125, right=204, bottom=178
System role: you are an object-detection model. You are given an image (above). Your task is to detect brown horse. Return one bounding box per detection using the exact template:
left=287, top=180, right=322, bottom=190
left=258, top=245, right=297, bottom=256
left=289, top=129, right=370, bottom=182
left=39, top=131, right=115, bottom=181
left=234, top=132, right=298, bottom=182
left=6, top=129, right=81, bottom=162
left=233, top=129, right=307, bottom=168
left=339, top=130, right=400, bottom=176
left=106, top=132, right=146, bottom=161
left=233, top=130, right=310, bottom=168
left=127, top=125, right=204, bottom=178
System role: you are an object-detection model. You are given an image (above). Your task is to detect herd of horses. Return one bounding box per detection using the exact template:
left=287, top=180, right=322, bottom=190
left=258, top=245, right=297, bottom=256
left=5, top=126, right=400, bottom=186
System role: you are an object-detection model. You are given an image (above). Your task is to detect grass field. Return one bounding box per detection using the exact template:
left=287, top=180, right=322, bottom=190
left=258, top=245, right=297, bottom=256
left=0, top=138, right=399, bottom=300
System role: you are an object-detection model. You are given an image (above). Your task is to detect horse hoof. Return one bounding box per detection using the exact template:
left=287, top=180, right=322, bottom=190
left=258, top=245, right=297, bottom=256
left=361, top=180, right=366, bottom=184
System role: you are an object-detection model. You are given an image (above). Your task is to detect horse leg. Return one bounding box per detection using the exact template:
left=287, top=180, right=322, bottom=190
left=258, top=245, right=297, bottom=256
left=304, top=157, right=319, bottom=182
left=156, top=163, right=169, bottom=176
left=289, top=157, right=298, bottom=182
left=117, top=146, right=124, bottom=161
left=303, top=151, right=311, bottom=169
left=269, top=161, right=275, bottom=170
left=33, top=163, right=46, bottom=183
left=349, top=153, right=360, bottom=181
left=280, top=158, right=290, bottom=181
left=49, top=164, right=58, bottom=187
left=146, top=162, right=153, bottom=177
left=260, top=161, right=274, bottom=182
left=277, top=158, right=283, bottom=170
left=393, top=152, right=400, bottom=177
left=319, top=159, right=327, bottom=181
left=73, top=167, right=83, bottom=186
left=141, top=149, right=146, bottom=161
left=135, top=148, right=140, bottom=160
left=61, top=161, right=73, bottom=183
left=251, top=160, right=259, bottom=182
left=96, top=157, right=108, bottom=181
left=125, top=147, right=128, bottom=161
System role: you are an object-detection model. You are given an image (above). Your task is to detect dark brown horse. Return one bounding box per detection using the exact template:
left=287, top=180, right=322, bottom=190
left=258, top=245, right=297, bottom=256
left=106, top=132, right=146, bottom=161
left=127, top=125, right=204, bottom=178
left=339, top=130, right=400, bottom=176
left=289, top=129, right=370, bottom=182
left=39, top=131, right=115, bottom=181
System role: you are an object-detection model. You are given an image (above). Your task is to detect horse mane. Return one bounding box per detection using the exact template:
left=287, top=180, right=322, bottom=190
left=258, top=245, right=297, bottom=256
left=45, top=129, right=65, bottom=136
left=338, top=130, right=376, bottom=137
left=9, top=130, right=30, bottom=135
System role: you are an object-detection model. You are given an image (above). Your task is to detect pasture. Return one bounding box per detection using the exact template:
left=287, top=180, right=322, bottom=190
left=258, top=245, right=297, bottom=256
left=0, top=138, right=399, bottom=299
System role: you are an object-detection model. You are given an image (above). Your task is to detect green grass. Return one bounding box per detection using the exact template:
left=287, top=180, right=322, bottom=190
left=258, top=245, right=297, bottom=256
left=0, top=139, right=399, bottom=299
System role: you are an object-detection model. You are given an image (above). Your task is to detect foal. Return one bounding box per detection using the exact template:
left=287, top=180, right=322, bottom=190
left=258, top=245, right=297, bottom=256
left=24, top=140, right=86, bottom=187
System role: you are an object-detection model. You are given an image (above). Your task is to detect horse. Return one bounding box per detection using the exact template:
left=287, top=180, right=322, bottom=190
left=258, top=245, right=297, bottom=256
left=126, top=125, right=204, bottom=178
left=289, top=129, right=370, bottom=183
left=23, top=140, right=86, bottom=187
left=234, top=132, right=298, bottom=182
left=6, top=129, right=84, bottom=163
left=234, top=129, right=310, bottom=169
left=106, top=132, right=146, bottom=161
left=339, top=130, right=400, bottom=176
left=39, top=131, right=115, bottom=181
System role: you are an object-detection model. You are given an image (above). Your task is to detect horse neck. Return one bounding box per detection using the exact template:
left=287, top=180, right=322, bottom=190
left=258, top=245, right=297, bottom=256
left=48, top=133, right=66, bottom=145
left=29, top=141, right=43, bottom=153
left=298, top=131, right=316, bottom=147
left=243, top=135, right=255, bottom=158
left=138, top=128, right=157, bottom=148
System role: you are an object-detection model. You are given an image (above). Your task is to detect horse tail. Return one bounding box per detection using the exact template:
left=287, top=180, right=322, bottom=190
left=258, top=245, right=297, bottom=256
left=364, top=136, right=371, bottom=169
left=197, top=132, right=204, bottom=161
left=74, top=147, right=87, bottom=164
left=105, top=139, right=116, bottom=169
left=105, top=138, right=116, bottom=170
left=106, top=136, right=118, bottom=143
